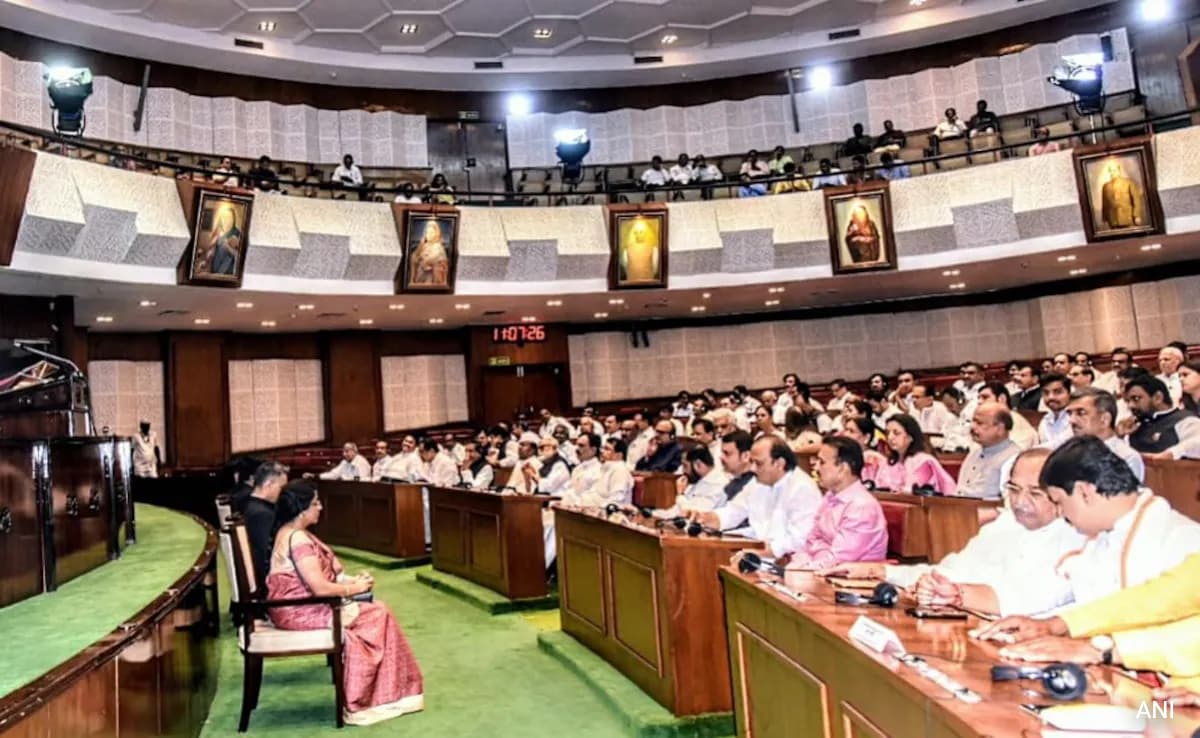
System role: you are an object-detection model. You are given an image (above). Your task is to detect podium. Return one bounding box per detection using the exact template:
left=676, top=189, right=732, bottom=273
left=633, top=472, right=679, bottom=508
left=314, top=481, right=428, bottom=562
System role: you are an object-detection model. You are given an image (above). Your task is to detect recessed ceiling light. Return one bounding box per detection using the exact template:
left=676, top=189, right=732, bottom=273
left=1056, top=255, right=1077, bottom=263
left=533, top=27, right=552, bottom=39
left=297, top=303, right=315, bottom=310
left=768, top=286, right=786, bottom=294
left=608, top=298, right=624, bottom=305
left=95, top=315, right=113, bottom=323
left=909, top=0, right=927, bottom=6
left=1140, top=243, right=1162, bottom=251
left=942, top=269, right=960, bottom=276
left=765, top=299, right=781, bottom=307
left=194, top=318, right=211, bottom=325
left=691, top=306, right=706, bottom=313
left=261, top=320, right=276, bottom=327
left=359, top=318, right=374, bottom=326
left=546, top=299, right=563, bottom=307
left=521, top=316, right=538, bottom=322
left=949, top=282, right=966, bottom=290
left=701, top=292, right=711, bottom=299
left=257, top=20, right=276, bottom=32
left=428, top=318, right=444, bottom=325
left=1070, top=268, right=1089, bottom=276
left=388, top=303, right=405, bottom=310
left=593, top=312, right=609, bottom=319
left=454, top=303, right=471, bottom=310
left=399, top=23, right=419, bottom=34
left=661, top=33, right=678, bottom=45
left=236, top=301, right=254, bottom=309
left=138, top=299, right=156, bottom=308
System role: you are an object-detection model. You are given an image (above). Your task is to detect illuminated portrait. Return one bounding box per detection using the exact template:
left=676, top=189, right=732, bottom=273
left=395, top=207, right=459, bottom=294
left=179, top=189, right=253, bottom=287
left=824, top=182, right=897, bottom=275
left=608, top=205, right=669, bottom=290
left=1073, top=138, right=1164, bottom=243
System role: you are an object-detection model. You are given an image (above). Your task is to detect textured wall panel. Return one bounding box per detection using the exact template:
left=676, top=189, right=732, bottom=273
left=89, top=360, right=168, bottom=455
left=229, top=359, right=325, bottom=454
left=381, top=355, right=468, bottom=432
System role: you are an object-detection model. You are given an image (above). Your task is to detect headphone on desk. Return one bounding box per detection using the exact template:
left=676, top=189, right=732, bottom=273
left=911, top=484, right=941, bottom=497
left=990, top=663, right=1088, bottom=701
left=833, top=582, right=900, bottom=608
left=737, top=552, right=785, bottom=577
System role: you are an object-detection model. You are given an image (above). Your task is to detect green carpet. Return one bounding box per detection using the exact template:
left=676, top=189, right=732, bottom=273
left=415, top=568, right=559, bottom=614
left=334, top=545, right=429, bottom=571
left=0, top=504, right=207, bottom=698
left=200, top=560, right=630, bottom=737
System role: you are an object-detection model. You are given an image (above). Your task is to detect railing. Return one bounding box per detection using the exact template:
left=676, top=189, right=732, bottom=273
left=1, top=106, right=1193, bottom=208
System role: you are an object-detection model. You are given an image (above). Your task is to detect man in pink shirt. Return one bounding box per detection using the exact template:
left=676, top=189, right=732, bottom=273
left=786, top=436, right=888, bottom=570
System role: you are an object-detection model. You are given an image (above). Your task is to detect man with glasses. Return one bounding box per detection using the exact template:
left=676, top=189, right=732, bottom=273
left=1066, top=364, right=1094, bottom=391
left=634, top=419, right=684, bottom=473
left=824, top=448, right=1084, bottom=616
left=1066, top=388, right=1144, bottom=482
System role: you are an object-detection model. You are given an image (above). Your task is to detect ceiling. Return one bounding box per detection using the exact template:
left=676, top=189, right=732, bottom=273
left=0, top=233, right=1186, bottom=336
left=2, top=0, right=1115, bottom=89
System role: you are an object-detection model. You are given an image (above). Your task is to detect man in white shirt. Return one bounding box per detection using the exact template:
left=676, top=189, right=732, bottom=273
left=640, top=155, right=668, bottom=197
left=1037, top=373, right=1073, bottom=448
left=825, top=378, right=854, bottom=415
left=487, top=425, right=519, bottom=468
left=830, top=448, right=1085, bottom=617
left=668, top=153, right=693, bottom=188
left=320, top=442, right=372, bottom=481
left=525, top=437, right=571, bottom=496
left=601, top=415, right=622, bottom=444
left=935, top=388, right=973, bottom=452
left=910, top=382, right=954, bottom=436
left=889, top=370, right=916, bottom=413
left=690, top=417, right=723, bottom=472
left=459, top=441, right=494, bottom=491
left=412, top=438, right=460, bottom=488
left=654, top=446, right=729, bottom=519
left=690, top=436, right=821, bottom=559
left=626, top=411, right=654, bottom=468
left=867, top=392, right=901, bottom=427
left=1158, top=346, right=1185, bottom=406
left=710, top=408, right=737, bottom=440
left=562, top=433, right=607, bottom=507
left=956, top=403, right=1020, bottom=499
left=977, top=383, right=1037, bottom=450
left=953, top=362, right=986, bottom=406
left=370, top=440, right=392, bottom=482
left=1094, top=348, right=1131, bottom=396
left=601, top=437, right=634, bottom=505
left=332, top=154, right=364, bottom=190
left=380, top=434, right=418, bottom=480
left=934, top=107, right=968, bottom=139
left=506, top=432, right=542, bottom=495
left=1066, top=387, right=1144, bottom=482
left=538, top=409, right=574, bottom=440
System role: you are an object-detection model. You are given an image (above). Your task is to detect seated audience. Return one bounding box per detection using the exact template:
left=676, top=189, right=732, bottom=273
left=954, top=361, right=987, bottom=405
left=668, top=153, right=693, bottom=187
left=506, top=432, right=542, bottom=494
left=601, top=437, right=634, bottom=503
left=393, top=182, right=422, bottom=204
left=635, top=419, right=684, bottom=472
left=553, top=425, right=579, bottom=466
left=771, top=162, right=810, bottom=194
left=846, top=155, right=872, bottom=185
left=783, top=408, right=823, bottom=454
left=738, top=150, right=770, bottom=197
left=523, top=437, right=570, bottom=495
left=812, top=158, right=847, bottom=189
left=752, top=405, right=785, bottom=441
left=381, top=435, right=418, bottom=480
left=1159, top=345, right=1186, bottom=405
left=910, top=382, right=953, bottom=435
left=228, top=455, right=266, bottom=512
left=691, top=437, right=821, bottom=558
left=933, top=107, right=968, bottom=139
left=459, top=441, right=494, bottom=490
left=766, top=145, right=793, bottom=174
left=248, top=155, right=279, bottom=192
left=718, top=431, right=760, bottom=502
left=843, top=123, right=875, bottom=157
left=874, top=119, right=907, bottom=151
left=443, top=433, right=465, bottom=464
left=370, top=440, right=392, bottom=482
left=266, top=481, right=424, bottom=726
left=1121, top=374, right=1200, bottom=459
left=1028, top=127, right=1061, bottom=156
left=653, top=446, right=729, bottom=518
left=956, top=402, right=1020, bottom=499
left=1183, top=359, right=1200, bottom=415
left=785, top=436, right=887, bottom=570
left=425, top=173, right=455, bottom=204
left=1036, top=373, right=1073, bottom=448
left=967, top=99, right=1000, bottom=137
left=333, top=153, right=364, bottom=189
left=1012, top=363, right=1043, bottom=411
left=866, top=392, right=900, bottom=427
left=411, top=438, right=460, bottom=487
left=839, top=416, right=887, bottom=478
left=241, top=461, right=288, bottom=587
left=538, top=408, right=575, bottom=439
left=829, top=448, right=1083, bottom=616
left=560, top=432, right=609, bottom=506
left=936, top=387, right=973, bottom=451
left=866, top=415, right=957, bottom=494
left=640, top=155, right=668, bottom=196
left=692, top=154, right=722, bottom=200
left=212, top=156, right=240, bottom=188
left=1066, top=387, right=1144, bottom=481
left=321, top=442, right=372, bottom=480
left=875, top=152, right=911, bottom=180
left=977, top=383, right=1037, bottom=449
left=1067, top=364, right=1094, bottom=390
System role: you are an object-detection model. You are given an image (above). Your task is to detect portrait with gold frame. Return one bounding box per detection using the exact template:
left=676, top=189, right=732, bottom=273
left=394, top=204, right=460, bottom=294
left=824, top=181, right=898, bottom=275
left=179, top=188, right=253, bottom=288
left=607, top=203, right=669, bottom=290
left=1072, top=137, right=1164, bottom=243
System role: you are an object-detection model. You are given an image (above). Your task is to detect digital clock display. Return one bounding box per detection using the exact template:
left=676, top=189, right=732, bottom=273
left=492, top=324, right=547, bottom=344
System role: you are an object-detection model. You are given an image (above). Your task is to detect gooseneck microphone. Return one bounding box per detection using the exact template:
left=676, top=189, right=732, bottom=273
left=738, top=552, right=785, bottom=577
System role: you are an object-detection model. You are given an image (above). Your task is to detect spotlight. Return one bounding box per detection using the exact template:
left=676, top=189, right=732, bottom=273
left=43, top=66, right=93, bottom=136
left=1141, top=0, right=1170, bottom=22
left=809, top=66, right=834, bottom=91
left=554, top=128, right=591, bottom=184
left=506, top=93, right=533, bottom=117
left=1048, top=58, right=1105, bottom=115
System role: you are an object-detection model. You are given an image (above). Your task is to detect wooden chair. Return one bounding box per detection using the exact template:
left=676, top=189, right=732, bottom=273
left=225, top=522, right=346, bottom=732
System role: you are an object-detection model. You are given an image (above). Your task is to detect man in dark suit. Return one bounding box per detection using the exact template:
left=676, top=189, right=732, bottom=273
left=635, top=419, right=683, bottom=473
left=1013, top=363, right=1044, bottom=412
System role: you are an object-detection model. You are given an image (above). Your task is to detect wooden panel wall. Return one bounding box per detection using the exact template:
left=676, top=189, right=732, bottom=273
left=467, top=326, right=571, bottom=423
left=323, top=333, right=383, bottom=444
left=0, top=146, right=36, bottom=267
left=166, top=333, right=228, bottom=468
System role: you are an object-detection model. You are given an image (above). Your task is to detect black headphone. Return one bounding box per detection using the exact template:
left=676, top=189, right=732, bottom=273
left=738, top=552, right=785, bottom=577
left=834, top=582, right=899, bottom=608
left=990, top=663, right=1088, bottom=701
left=911, top=484, right=940, bottom=497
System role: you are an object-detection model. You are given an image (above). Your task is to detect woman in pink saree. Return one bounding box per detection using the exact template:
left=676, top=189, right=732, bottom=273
left=864, top=414, right=957, bottom=495
left=267, top=482, right=424, bottom=726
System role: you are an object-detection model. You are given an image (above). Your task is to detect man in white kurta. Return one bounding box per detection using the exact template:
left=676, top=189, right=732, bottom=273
left=411, top=438, right=461, bottom=544
left=546, top=433, right=609, bottom=567
left=320, top=442, right=372, bottom=481
left=132, top=422, right=160, bottom=478
left=458, top=442, right=494, bottom=490
left=654, top=446, right=729, bottom=519
left=370, top=441, right=393, bottom=482
left=692, top=436, right=821, bottom=558
left=380, top=435, right=418, bottom=480
left=506, top=432, right=542, bottom=495
left=601, top=437, right=634, bottom=506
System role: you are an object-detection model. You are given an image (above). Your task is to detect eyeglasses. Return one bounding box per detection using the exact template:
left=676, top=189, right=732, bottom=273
left=1004, top=482, right=1049, bottom=500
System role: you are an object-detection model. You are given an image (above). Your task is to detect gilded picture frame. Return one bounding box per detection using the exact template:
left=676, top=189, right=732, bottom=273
left=607, top=203, right=669, bottom=290
left=1072, top=137, right=1164, bottom=243
left=394, top=204, right=460, bottom=294
left=824, top=181, right=898, bottom=276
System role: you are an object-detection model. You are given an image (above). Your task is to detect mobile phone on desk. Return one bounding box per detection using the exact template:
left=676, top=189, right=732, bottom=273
left=905, top=607, right=968, bottom=620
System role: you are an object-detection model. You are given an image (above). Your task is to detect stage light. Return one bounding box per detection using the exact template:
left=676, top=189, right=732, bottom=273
left=1141, top=0, right=1170, bottom=22
left=506, top=93, right=532, bottom=117
left=43, top=66, right=93, bottom=136
left=1048, top=59, right=1104, bottom=115
left=809, top=66, right=833, bottom=91
left=554, top=128, right=591, bottom=184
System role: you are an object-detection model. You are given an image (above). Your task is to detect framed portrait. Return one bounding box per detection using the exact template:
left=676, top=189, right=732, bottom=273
left=607, top=203, right=669, bottom=290
left=394, top=205, right=460, bottom=294
left=824, top=181, right=898, bottom=275
left=179, top=189, right=253, bottom=287
left=1072, top=137, right=1164, bottom=243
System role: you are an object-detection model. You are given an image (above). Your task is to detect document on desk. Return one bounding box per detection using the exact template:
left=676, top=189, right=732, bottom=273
left=721, top=527, right=758, bottom=539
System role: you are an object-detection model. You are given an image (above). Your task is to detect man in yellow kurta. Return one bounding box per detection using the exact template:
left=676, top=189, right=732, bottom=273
left=1100, top=159, right=1144, bottom=230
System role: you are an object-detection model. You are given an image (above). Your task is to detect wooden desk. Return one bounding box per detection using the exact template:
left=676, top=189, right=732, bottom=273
left=428, top=487, right=548, bottom=600
left=875, top=493, right=1001, bottom=563
left=314, top=481, right=427, bottom=561
left=555, top=507, right=758, bottom=716
left=720, top=568, right=1200, bottom=738
left=1144, top=457, right=1200, bottom=522
left=633, top=472, right=679, bottom=509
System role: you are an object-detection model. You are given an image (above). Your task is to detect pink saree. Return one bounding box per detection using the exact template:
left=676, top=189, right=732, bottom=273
left=864, top=452, right=957, bottom=495
left=266, top=532, right=424, bottom=726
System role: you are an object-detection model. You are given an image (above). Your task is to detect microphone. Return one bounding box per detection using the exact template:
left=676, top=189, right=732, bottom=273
left=738, top=552, right=785, bottom=577
left=990, top=663, right=1087, bottom=701
left=834, top=582, right=900, bottom=608
left=912, top=484, right=941, bottom=497
left=686, top=520, right=722, bottom=537
left=13, top=339, right=84, bottom=377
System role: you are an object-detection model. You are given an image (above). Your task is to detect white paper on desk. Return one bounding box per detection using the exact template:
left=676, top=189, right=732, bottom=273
left=720, top=527, right=759, bottom=539
left=1039, top=704, right=1147, bottom=733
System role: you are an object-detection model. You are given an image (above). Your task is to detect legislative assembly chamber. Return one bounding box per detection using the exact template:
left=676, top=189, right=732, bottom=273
left=4, top=0, right=1200, bottom=736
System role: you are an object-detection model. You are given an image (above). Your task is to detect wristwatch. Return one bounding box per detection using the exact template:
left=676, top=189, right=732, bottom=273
left=1090, top=634, right=1115, bottom=665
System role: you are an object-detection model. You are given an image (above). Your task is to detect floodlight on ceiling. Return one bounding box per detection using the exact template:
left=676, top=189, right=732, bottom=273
left=1141, top=0, right=1170, bottom=22
left=808, top=66, right=834, bottom=91
left=506, top=93, right=532, bottom=117
left=43, top=65, right=93, bottom=136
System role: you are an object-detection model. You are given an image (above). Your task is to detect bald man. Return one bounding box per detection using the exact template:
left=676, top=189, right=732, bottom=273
left=956, top=402, right=1020, bottom=499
